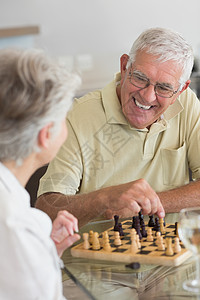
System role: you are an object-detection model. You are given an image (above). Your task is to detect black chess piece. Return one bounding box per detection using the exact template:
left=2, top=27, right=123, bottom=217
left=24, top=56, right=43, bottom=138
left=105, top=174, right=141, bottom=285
left=114, top=215, right=119, bottom=231
left=132, top=216, right=136, bottom=229
left=118, top=222, right=124, bottom=237
left=135, top=216, right=142, bottom=240
left=153, top=217, right=161, bottom=233
left=141, top=220, right=147, bottom=237
left=139, top=210, right=144, bottom=225
left=148, top=215, right=155, bottom=227
left=174, top=222, right=178, bottom=235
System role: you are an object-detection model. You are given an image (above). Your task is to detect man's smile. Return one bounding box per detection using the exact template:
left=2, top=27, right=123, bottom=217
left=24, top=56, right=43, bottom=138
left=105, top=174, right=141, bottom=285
left=133, top=97, right=152, bottom=110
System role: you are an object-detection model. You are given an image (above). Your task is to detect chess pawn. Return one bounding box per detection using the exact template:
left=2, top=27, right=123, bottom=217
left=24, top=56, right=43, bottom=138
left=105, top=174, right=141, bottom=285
left=103, top=241, right=112, bottom=252
left=89, top=230, right=94, bottom=245
left=114, top=231, right=122, bottom=246
left=165, top=237, right=174, bottom=256
left=155, top=231, right=161, bottom=245
left=130, top=228, right=136, bottom=241
left=92, top=232, right=101, bottom=250
left=147, top=228, right=154, bottom=242
left=157, top=236, right=165, bottom=251
left=83, top=232, right=90, bottom=250
left=174, top=237, right=181, bottom=253
left=130, top=238, right=138, bottom=254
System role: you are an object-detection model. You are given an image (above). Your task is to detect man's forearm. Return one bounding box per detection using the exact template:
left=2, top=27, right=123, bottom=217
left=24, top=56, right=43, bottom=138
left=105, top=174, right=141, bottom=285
left=35, top=190, right=107, bottom=228
left=35, top=179, right=166, bottom=227
left=158, top=179, right=200, bottom=213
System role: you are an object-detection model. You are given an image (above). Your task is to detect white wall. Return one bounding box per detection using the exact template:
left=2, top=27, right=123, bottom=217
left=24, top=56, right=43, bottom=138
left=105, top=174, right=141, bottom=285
left=1, top=0, right=200, bottom=94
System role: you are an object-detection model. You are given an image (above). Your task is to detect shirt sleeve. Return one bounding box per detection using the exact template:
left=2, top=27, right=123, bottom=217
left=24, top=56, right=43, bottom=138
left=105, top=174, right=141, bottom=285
left=38, top=118, right=83, bottom=197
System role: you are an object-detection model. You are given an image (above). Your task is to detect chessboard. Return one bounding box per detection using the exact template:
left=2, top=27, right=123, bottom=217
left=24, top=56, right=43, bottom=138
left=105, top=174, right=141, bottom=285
left=71, top=216, right=192, bottom=267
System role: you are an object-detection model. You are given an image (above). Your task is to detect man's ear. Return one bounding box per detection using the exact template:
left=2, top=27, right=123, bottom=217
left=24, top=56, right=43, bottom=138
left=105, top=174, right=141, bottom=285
left=179, top=80, right=191, bottom=94
left=120, top=54, right=129, bottom=78
left=38, top=123, right=53, bottom=149
left=170, top=80, right=191, bottom=105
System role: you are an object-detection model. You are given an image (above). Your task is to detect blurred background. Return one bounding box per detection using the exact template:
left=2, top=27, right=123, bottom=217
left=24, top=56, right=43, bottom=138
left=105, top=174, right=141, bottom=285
left=0, top=0, right=200, bottom=97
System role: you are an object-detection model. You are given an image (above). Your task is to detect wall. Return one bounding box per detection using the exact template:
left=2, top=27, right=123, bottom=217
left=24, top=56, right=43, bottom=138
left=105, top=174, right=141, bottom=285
left=0, top=0, right=200, bottom=93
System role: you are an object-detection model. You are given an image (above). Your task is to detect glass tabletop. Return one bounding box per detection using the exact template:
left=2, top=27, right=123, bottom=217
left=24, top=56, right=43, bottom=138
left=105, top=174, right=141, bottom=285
left=62, top=219, right=199, bottom=300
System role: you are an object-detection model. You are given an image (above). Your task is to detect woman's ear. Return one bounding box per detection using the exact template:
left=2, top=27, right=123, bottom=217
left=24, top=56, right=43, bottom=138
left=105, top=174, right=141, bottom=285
left=38, top=123, right=53, bottom=149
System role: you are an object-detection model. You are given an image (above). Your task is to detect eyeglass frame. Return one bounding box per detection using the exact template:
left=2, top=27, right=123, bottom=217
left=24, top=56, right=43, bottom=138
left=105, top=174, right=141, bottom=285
left=128, top=63, right=180, bottom=98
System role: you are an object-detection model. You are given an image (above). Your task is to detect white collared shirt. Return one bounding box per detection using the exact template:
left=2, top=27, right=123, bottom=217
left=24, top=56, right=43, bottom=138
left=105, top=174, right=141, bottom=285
left=0, top=163, right=66, bottom=300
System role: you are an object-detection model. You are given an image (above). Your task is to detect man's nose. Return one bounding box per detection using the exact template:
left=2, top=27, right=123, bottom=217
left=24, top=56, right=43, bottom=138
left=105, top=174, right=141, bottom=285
left=140, top=84, right=157, bottom=103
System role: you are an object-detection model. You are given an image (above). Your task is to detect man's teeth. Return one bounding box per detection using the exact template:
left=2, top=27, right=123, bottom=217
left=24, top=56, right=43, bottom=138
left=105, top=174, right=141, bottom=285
left=135, top=99, right=151, bottom=110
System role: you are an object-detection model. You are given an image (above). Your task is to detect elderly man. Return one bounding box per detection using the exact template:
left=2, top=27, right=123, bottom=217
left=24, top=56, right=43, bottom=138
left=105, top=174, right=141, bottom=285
left=36, top=27, right=200, bottom=227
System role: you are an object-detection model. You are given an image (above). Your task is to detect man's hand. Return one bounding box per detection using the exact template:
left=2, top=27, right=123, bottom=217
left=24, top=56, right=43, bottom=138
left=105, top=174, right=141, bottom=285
left=50, top=210, right=80, bottom=257
left=105, top=178, right=165, bottom=219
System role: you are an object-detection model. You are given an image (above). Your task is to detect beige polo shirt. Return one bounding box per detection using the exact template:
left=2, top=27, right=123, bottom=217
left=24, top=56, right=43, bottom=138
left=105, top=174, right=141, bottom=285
left=38, top=74, right=200, bottom=221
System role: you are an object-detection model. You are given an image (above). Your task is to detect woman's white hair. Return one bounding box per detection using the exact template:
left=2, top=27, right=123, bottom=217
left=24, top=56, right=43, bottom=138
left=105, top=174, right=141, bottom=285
left=127, top=27, right=194, bottom=89
left=0, top=48, right=81, bottom=164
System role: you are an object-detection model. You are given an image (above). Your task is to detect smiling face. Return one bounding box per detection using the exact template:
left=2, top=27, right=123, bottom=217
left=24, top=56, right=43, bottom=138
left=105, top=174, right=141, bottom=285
left=117, top=51, right=190, bottom=129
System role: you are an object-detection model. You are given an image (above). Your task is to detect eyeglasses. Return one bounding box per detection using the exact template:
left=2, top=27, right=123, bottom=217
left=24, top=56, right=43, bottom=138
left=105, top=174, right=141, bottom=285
left=128, top=65, right=180, bottom=98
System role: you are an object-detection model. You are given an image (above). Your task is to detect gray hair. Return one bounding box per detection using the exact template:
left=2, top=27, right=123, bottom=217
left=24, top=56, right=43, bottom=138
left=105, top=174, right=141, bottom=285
left=127, top=27, right=194, bottom=89
left=0, top=48, right=81, bottom=164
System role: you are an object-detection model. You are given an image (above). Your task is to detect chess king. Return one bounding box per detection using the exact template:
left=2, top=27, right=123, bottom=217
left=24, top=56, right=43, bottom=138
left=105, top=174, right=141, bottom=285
left=36, top=27, right=199, bottom=226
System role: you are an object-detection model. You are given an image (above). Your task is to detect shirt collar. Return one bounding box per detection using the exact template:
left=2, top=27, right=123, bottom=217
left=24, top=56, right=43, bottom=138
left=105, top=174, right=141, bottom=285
left=101, top=73, right=128, bottom=125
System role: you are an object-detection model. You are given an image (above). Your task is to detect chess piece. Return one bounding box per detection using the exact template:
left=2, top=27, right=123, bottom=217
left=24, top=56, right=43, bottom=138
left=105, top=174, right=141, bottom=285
left=174, top=237, right=181, bottom=253
left=132, top=216, right=136, bottom=229
left=155, top=231, right=161, bottom=245
left=175, top=222, right=181, bottom=240
left=141, top=220, right=147, bottom=237
left=136, top=234, right=141, bottom=249
left=154, top=217, right=161, bottom=233
left=114, top=231, right=121, bottom=246
left=92, top=232, right=101, bottom=250
left=103, top=230, right=109, bottom=240
left=148, top=215, right=155, bottom=227
left=147, top=228, right=154, bottom=242
left=157, top=236, right=165, bottom=251
left=139, top=210, right=144, bottom=225
left=89, top=230, right=94, bottom=245
left=135, top=216, right=142, bottom=240
left=118, top=223, right=124, bottom=237
left=103, top=241, right=112, bottom=252
left=114, top=215, right=120, bottom=231
left=159, top=218, right=165, bottom=234
left=165, top=237, right=174, bottom=256
left=130, top=237, right=138, bottom=253
left=83, top=232, right=90, bottom=250
left=101, top=231, right=109, bottom=247
left=130, top=228, right=136, bottom=241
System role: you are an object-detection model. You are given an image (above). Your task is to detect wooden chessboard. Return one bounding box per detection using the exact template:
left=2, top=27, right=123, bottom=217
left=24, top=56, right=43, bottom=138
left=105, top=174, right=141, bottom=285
left=71, top=219, right=192, bottom=266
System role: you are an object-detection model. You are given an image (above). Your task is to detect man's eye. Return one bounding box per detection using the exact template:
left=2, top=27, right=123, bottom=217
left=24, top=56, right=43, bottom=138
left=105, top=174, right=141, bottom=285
left=134, top=75, right=148, bottom=83
left=157, top=85, right=172, bottom=92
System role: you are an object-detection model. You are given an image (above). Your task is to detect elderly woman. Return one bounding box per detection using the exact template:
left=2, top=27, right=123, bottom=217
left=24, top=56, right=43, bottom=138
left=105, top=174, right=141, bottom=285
left=0, top=48, right=81, bottom=299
